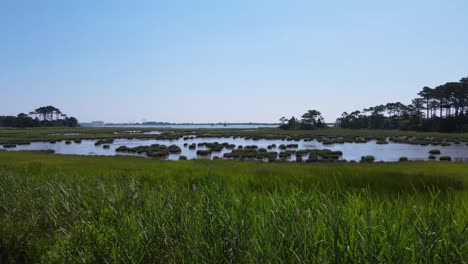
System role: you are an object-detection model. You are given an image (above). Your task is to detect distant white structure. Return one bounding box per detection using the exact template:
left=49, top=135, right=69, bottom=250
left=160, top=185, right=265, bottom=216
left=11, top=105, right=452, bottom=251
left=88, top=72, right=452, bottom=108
left=90, top=121, right=105, bottom=127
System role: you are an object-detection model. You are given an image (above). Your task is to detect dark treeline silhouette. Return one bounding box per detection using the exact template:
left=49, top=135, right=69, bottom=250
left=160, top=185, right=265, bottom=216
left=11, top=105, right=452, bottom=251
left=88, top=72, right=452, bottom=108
left=279, top=110, right=326, bottom=130
left=0, top=106, right=79, bottom=127
left=336, top=76, right=468, bottom=132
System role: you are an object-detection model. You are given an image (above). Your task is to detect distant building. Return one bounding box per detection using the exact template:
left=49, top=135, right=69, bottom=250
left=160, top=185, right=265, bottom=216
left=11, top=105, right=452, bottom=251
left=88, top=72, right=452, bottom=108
left=90, top=121, right=105, bottom=127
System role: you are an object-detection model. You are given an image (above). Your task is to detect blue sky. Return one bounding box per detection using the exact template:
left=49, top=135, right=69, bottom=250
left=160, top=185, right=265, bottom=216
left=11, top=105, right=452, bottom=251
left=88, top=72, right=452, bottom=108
left=1, top=0, right=467, bottom=123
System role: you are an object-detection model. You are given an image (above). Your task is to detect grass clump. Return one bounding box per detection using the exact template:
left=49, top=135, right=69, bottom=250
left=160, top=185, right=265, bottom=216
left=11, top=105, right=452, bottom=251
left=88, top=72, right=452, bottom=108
left=439, top=156, right=452, bottom=161
left=399, top=156, right=409, bottom=162
left=429, top=149, right=441, bottom=155
left=376, top=139, right=388, bottom=144
left=361, top=155, right=375, bottom=163
left=94, top=138, right=114, bottom=146
left=115, top=144, right=171, bottom=159
left=167, top=144, right=182, bottom=154
left=196, top=149, right=212, bottom=156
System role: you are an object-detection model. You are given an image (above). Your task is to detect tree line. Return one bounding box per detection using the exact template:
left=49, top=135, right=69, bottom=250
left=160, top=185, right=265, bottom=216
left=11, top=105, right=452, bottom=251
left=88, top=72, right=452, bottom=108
left=279, top=110, right=326, bottom=130
left=0, top=106, right=79, bottom=127
left=336, top=76, right=468, bottom=132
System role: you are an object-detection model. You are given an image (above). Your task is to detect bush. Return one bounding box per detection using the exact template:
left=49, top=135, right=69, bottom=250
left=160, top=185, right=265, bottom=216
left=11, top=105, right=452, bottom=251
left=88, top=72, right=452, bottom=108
left=3, top=144, right=17, bottom=148
left=376, top=139, right=388, bottom=144
left=439, top=156, right=452, bottom=161
left=429, top=149, right=441, bottom=155
left=116, top=146, right=129, bottom=152
left=428, top=155, right=436, bottom=160
left=279, top=151, right=292, bottom=159
left=178, top=155, right=187, bottom=160
left=399, top=157, right=408, bottom=162
left=167, top=145, right=182, bottom=154
left=115, top=144, right=173, bottom=159
left=40, top=149, right=55, bottom=154
left=196, top=149, right=212, bottom=156
left=150, top=150, right=169, bottom=158
left=361, top=155, right=375, bottom=162
left=95, top=139, right=114, bottom=146
left=307, top=154, right=319, bottom=162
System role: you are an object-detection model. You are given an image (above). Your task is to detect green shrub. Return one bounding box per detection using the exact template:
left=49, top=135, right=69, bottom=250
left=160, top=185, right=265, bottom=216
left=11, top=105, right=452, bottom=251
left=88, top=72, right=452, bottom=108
left=439, top=156, right=452, bottom=161
left=95, top=139, right=114, bottom=146
left=361, top=155, right=375, bottom=162
left=196, top=149, right=212, bottom=156
left=168, top=145, right=182, bottom=154
left=116, top=146, right=129, bottom=152
left=429, top=149, right=441, bottom=155
left=377, top=139, right=388, bottom=144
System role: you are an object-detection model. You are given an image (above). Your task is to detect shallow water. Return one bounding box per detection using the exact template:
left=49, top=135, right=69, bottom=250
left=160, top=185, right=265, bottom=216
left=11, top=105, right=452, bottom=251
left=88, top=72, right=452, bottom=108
left=3, top=136, right=468, bottom=162
left=48, top=133, right=81, bottom=136
left=102, top=124, right=278, bottom=129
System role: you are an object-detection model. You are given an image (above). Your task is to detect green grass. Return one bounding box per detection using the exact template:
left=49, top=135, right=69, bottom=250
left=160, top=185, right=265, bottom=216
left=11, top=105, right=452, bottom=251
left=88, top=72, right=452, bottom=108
left=0, top=152, right=467, bottom=263
left=2, top=126, right=468, bottom=144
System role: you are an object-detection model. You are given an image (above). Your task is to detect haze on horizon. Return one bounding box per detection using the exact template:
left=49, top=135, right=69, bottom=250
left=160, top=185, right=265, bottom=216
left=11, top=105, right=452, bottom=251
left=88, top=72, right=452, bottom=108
left=1, top=0, right=468, bottom=123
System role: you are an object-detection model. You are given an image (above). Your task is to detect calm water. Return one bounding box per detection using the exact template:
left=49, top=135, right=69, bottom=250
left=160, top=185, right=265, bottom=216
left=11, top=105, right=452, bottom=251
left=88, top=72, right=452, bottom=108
left=101, top=124, right=278, bottom=129
left=3, top=136, right=468, bottom=162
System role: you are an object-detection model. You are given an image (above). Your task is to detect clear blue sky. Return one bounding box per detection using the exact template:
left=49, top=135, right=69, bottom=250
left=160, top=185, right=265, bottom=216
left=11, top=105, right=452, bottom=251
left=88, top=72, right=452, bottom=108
left=1, top=0, right=467, bottom=123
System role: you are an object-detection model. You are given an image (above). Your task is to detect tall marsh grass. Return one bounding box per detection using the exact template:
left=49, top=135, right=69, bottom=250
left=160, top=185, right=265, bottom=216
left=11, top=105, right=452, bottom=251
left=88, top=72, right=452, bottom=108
left=0, top=152, right=467, bottom=263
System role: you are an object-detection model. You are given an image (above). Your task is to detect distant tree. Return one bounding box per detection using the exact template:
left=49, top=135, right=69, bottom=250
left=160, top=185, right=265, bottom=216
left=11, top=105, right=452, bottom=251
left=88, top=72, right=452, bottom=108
left=337, top=76, right=468, bottom=132
left=33, top=106, right=61, bottom=121
left=418, top=87, right=433, bottom=119
left=64, top=117, right=79, bottom=127
left=279, top=110, right=325, bottom=130
left=300, top=110, right=325, bottom=129
left=287, top=116, right=299, bottom=129
left=279, top=116, right=288, bottom=125
left=0, top=106, right=79, bottom=128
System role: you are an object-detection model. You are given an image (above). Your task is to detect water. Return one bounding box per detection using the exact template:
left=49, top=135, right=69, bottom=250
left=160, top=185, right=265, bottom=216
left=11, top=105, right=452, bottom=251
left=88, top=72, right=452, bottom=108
left=101, top=124, right=278, bottom=129
left=3, top=136, right=468, bottom=162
